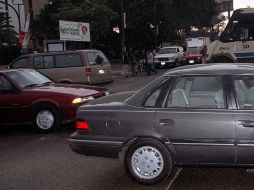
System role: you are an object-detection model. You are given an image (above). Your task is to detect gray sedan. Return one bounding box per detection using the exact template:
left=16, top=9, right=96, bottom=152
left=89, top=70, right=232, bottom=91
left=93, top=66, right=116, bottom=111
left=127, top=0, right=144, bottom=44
left=70, top=64, right=254, bottom=185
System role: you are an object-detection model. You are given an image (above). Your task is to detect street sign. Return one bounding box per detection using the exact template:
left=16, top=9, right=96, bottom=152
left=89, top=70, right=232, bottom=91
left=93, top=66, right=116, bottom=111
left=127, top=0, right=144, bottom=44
left=59, top=20, right=91, bottom=42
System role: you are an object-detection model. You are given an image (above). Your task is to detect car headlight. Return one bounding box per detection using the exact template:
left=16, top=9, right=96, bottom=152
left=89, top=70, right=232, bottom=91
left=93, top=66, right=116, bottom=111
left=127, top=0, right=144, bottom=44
left=72, top=96, right=95, bottom=104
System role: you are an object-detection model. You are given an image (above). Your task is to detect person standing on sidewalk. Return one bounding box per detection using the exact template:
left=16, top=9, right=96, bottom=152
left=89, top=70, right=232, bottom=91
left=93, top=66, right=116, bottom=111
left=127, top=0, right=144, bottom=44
left=123, top=50, right=130, bottom=77
left=146, top=49, right=157, bottom=76
left=200, top=46, right=207, bottom=64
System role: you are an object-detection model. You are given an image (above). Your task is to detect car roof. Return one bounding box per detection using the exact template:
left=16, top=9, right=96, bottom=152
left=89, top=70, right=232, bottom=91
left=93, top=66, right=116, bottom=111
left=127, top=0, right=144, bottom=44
left=0, top=68, right=34, bottom=74
left=14, top=49, right=102, bottom=58
left=164, top=63, right=254, bottom=76
left=161, top=46, right=180, bottom=49
left=77, top=49, right=102, bottom=53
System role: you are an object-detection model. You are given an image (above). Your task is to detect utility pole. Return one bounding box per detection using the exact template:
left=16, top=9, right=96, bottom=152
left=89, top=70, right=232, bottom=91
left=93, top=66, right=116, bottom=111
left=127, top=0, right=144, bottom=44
left=28, top=0, right=35, bottom=50
left=121, top=0, right=126, bottom=63
left=154, top=0, right=158, bottom=47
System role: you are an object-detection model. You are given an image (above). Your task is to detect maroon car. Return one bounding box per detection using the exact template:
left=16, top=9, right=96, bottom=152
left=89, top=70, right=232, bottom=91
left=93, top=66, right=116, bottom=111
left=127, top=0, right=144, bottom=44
left=182, top=47, right=203, bottom=65
left=0, top=69, right=108, bottom=132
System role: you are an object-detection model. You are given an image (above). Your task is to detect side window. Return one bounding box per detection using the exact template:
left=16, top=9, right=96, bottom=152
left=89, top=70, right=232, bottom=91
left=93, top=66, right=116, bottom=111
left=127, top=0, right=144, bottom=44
left=0, top=76, right=13, bottom=91
left=221, top=15, right=254, bottom=42
left=44, top=56, right=54, bottom=69
left=165, top=76, right=225, bottom=109
left=34, top=56, right=43, bottom=69
left=12, top=57, right=29, bottom=68
left=234, top=76, right=254, bottom=109
left=55, top=54, right=82, bottom=68
left=144, top=81, right=169, bottom=107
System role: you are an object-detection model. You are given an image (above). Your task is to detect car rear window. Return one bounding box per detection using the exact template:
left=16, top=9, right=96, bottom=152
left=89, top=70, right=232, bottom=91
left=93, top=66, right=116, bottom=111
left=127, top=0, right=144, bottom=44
left=86, top=52, right=109, bottom=65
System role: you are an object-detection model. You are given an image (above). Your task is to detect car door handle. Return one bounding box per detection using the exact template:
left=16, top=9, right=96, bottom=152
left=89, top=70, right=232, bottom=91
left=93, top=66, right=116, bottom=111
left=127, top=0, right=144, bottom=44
left=160, top=119, right=174, bottom=127
left=237, top=120, right=254, bottom=127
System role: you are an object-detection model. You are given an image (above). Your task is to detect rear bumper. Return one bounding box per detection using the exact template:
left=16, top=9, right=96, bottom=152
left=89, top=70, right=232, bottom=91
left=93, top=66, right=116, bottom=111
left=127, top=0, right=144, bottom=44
left=183, top=59, right=202, bottom=65
left=69, top=134, right=123, bottom=159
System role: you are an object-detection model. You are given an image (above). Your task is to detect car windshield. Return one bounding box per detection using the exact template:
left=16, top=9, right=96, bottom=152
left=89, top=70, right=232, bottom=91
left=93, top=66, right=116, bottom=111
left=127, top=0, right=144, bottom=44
left=6, top=70, right=52, bottom=88
left=158, top=48, right=177, bottom=54
left=186, top=47, right=200, bottom=54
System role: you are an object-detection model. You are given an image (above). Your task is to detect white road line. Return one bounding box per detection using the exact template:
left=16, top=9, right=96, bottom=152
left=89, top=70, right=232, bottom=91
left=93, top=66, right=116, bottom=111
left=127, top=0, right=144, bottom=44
left=165, top=168, right=182, bottom=190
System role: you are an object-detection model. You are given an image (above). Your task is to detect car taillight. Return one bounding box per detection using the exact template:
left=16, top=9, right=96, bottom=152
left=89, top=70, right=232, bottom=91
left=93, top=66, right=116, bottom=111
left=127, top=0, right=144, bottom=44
left=76, top=120, right=91, bottom=131
left=85, top=68, right=92, bottom=76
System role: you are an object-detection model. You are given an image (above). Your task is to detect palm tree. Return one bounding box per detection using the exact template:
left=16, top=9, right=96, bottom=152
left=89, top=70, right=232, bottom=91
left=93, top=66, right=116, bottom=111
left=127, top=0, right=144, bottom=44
left=0, top=7, right=18, bottom=46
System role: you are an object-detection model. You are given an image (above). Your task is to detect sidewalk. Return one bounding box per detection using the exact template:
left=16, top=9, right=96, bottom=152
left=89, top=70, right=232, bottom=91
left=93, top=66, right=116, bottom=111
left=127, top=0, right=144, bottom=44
left=110, top=59, right=123, bottom=78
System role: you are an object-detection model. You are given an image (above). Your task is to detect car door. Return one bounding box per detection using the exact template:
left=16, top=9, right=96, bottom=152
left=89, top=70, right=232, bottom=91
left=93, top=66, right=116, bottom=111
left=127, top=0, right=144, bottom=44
left=154, top=75, right=236, bottom=164
left=232, top=75, right=254, bottom=164
left=0, top=74, right=24, bottom=124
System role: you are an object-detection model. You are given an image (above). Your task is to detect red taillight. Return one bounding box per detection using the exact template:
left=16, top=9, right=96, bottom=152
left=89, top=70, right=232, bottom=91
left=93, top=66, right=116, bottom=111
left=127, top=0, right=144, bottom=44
left=76, top=121, right=91, bottom=131
left=85, top=68, right=92, bottom=76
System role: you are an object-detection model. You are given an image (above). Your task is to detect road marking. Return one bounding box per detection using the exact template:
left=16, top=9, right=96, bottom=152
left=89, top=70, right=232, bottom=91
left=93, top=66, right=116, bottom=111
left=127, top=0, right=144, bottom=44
left=165, top=168, right=182, bottom=190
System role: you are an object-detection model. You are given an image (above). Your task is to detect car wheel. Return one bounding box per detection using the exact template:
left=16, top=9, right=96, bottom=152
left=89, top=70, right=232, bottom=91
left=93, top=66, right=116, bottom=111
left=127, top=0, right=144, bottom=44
left=33, top=104, right=61, bottom=133
left=125, top=138, right=173, bottom=185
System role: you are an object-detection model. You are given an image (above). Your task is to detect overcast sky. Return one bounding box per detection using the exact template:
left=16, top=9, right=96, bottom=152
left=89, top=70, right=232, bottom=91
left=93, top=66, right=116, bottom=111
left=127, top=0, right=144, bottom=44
left=234, top=0, right=254, bottom=9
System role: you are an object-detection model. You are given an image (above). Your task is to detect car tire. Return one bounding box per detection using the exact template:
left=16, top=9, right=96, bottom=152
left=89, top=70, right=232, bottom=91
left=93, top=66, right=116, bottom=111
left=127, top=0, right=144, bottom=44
left=125, top=138, right=173, bottom=185
left=33, top=104, right=61, bottom=133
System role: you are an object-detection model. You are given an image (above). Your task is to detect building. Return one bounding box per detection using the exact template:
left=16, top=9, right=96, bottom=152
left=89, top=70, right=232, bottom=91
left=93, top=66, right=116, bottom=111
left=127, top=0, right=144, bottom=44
left=0, top=0, right=49, bottom=35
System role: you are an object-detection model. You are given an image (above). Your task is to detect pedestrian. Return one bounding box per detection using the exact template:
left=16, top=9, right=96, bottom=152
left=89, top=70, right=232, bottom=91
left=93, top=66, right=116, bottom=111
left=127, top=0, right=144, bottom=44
left=128, top=48, right=137, bottom=76
left=200, top=45, right=207, bottom=64
left=146, top=49, right=157, bottom=76
left=122, top=50, right=130, bottom=77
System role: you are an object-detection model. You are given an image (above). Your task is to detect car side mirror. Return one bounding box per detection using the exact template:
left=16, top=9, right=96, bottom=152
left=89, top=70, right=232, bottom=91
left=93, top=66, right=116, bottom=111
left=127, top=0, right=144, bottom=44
left=95, top=55, right=103, bottom=65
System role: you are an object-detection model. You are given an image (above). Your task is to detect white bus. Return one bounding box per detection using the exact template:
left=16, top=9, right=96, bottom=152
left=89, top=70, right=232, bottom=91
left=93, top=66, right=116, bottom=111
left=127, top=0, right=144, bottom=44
left=206, top=8, right=254, bottom=63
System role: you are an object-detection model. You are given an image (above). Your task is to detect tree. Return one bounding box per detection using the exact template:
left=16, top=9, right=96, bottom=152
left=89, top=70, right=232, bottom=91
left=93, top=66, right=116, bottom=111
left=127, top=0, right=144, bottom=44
left=0, top=7, right=18, bottom=46
left=34, top=0, right=118, bottom=48
left=172, top=0, right=219, bottom=38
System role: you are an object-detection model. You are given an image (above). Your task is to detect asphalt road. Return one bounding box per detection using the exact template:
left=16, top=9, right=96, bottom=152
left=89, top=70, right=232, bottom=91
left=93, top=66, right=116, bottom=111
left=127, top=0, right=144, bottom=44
left=1, top=69, right=254, bottom=190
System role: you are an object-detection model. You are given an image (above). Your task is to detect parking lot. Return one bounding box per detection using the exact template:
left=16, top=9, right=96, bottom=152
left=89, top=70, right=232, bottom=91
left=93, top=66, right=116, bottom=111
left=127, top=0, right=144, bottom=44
left=1, top=68, right=254, bottom=190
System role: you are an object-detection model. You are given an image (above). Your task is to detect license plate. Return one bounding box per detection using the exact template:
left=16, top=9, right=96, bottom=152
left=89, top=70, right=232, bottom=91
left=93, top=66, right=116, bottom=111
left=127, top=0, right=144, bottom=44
left=99, top=69, right=105, bottom=74
left=189, top=60, right=194, bottom=64
left=161, top=62, right=166, bottom=65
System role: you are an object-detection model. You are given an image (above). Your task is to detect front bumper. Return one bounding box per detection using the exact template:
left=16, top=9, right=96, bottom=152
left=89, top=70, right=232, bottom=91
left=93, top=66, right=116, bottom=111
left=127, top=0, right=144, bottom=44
left=154, top=61, right=175, bottom=67
left=69, top=133, right=124, bottom=159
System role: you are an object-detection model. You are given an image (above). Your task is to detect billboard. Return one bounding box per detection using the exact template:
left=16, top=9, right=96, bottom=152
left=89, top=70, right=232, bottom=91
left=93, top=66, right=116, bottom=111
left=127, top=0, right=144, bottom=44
left=215, top=0, right=233, bottom=12
left=59, top=20, right=91, bottom=42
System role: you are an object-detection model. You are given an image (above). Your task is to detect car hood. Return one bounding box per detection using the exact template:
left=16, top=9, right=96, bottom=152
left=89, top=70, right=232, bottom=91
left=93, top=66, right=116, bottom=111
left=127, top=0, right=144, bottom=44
left=86, top=91, right=136, bottom=105
left=155, top=53, right=176, bottom=58
left=28, top=83, right=107, bottom=97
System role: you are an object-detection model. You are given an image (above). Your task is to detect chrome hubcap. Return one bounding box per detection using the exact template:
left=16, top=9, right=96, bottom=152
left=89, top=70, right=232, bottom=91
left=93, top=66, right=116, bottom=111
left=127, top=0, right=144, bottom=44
left=36, top=110, right=54, bottom=130
left=131, top=146, right=164, bottom=179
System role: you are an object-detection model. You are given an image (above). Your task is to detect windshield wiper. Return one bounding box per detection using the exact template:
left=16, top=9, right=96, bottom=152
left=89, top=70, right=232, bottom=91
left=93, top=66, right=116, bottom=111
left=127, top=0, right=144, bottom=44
left=24, top=84, right=39, bottom=88
left=41, top=82, right=53, bottom=85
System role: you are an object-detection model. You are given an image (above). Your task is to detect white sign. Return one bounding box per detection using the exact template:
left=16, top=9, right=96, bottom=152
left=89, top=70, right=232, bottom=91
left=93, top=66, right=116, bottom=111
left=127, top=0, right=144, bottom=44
left=59, top=20, right=91, bottom=42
